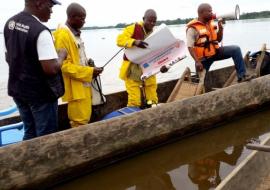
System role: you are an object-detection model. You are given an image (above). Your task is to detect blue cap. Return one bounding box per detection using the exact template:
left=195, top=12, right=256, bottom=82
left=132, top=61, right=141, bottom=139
left=51, top=0, right=61, bottom=5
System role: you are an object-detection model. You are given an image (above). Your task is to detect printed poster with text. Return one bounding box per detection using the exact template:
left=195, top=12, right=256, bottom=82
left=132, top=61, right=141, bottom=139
left=125, top=23, right=186, bottom=79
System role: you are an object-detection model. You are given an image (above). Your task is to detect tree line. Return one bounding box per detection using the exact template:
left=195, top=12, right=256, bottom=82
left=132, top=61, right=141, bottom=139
left=83, top=11, right=270, bottom=30
left=240, top=11, right=270, bottom=19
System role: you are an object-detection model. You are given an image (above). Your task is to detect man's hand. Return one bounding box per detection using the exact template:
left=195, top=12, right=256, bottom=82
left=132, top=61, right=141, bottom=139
left=160, top=65, right=169, bottom=73
left=88, top=58, right=95, bottom=67
left=58, top=48, right=67, bottom=60
left=195, top=61, right=204, bottom=71
left=56, top=48, right=67, bottom=68
left=134, top=40, right=148, bottom=48
left=218, top=19, right=225, bottom=29
left=93, top=67, right=103, bottom=78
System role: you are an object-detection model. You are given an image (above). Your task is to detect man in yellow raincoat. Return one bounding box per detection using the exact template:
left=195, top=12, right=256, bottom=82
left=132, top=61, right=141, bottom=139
left=54, top=3, right=103, bottom=127
left=116, top=9, right=159, bottom=108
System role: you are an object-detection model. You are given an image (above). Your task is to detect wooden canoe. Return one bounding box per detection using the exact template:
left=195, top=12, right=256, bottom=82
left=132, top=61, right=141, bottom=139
left=1, top=62, right=270, bottom=189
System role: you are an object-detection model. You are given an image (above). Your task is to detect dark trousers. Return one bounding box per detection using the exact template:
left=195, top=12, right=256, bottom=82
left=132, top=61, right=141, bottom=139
left=201, top=45, right=246, bottom=79
left=13, top=97, right=58, bottom=140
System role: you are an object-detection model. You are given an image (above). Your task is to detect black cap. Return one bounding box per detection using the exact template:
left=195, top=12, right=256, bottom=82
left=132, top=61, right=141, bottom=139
left=51, top=0, right=61, bottom=5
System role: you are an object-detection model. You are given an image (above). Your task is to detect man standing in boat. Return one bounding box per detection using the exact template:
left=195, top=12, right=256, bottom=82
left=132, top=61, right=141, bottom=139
left=186, top=3, right=253, bottom=82
left=4, top=0, right=67, bottom=140
left=117, top=9, right=164, bottom=108
left=53, top=3, right=103, bottom=128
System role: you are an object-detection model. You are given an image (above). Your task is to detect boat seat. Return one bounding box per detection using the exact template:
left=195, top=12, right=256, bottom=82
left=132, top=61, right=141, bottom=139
left=167, top=67, right=206, bottom=102
left=101, top=107, right=141, bottom=120
left=0, top=105, right=24, bottom=147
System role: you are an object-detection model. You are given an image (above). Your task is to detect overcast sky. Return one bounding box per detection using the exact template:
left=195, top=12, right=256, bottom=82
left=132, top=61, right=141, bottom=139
left=0, top=0, right=269, bottom=30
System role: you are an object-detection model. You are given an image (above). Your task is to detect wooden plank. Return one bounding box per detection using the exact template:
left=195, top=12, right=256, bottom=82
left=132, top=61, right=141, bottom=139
left=167, top=67, right=205, bottom=102
left=246, top=144, right=270, bottom=152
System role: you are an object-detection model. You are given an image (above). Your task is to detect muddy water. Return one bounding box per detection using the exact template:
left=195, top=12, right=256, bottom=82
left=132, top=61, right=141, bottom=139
left=53, top=109, right=270, bottom=190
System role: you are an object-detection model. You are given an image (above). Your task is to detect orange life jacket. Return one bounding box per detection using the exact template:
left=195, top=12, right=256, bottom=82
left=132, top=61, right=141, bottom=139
left=187, top=19, right=219, bottom=60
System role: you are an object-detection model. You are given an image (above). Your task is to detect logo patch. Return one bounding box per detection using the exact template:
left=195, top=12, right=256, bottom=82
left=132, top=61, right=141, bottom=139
left=8, top=20, right=16, bottom=30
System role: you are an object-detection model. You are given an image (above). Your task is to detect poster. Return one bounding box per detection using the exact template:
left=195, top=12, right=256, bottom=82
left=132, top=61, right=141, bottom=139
left=124, top=23, right=186, bottom=79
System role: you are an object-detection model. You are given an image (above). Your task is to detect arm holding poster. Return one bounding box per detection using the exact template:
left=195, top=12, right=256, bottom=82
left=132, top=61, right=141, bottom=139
left=124, top=23, right=186, bottom=79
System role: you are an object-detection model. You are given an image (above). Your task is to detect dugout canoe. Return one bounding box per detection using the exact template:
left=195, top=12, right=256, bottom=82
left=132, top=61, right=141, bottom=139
left=1, top=65, right=270, bottom=189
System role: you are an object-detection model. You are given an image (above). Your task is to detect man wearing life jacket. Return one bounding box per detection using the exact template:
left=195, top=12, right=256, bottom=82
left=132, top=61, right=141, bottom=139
left=117, top=9, right=159, bottom=108
left=186, top=3, right=252, bottom=82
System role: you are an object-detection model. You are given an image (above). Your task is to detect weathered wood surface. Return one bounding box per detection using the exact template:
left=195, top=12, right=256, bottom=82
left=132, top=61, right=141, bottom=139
left=1, top=71, right=270, bottom=189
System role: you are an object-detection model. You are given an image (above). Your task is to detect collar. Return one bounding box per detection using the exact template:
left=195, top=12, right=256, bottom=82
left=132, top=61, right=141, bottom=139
left=66, top=23, right=81, bottom=37
left=140, top=21, right=152, bottom=37
left=28, top=14, right=43, bottom=25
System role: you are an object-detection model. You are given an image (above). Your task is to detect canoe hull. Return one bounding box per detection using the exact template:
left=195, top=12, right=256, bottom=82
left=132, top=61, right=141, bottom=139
left=1, top=66, right=269, bottom=189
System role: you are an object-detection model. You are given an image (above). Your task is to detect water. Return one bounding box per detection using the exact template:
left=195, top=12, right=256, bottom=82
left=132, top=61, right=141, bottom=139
left=0, top=18, right=270, bottom=94
left=52, top=108, right=270, bottom=190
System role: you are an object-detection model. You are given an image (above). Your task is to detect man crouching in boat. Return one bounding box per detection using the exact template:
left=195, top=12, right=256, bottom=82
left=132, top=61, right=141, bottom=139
left=186, top=3, right=253, bottom=82
left=117, top=9, right=159, bottom=108
left=53, top=3, right=103, bottom=128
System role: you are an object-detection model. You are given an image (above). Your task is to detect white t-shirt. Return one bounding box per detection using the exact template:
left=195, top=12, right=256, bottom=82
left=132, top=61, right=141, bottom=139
left=37, top=30, right=58, bottom=60
left=32, top=15, right=58, bottom=60
left=186, top=27, right=199, bottom=48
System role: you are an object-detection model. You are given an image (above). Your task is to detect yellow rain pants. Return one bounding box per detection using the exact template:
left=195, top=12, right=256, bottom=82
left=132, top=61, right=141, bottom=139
left=68, top=86, right=91, bottom=128
left=125, top=77, right=158, bottom=107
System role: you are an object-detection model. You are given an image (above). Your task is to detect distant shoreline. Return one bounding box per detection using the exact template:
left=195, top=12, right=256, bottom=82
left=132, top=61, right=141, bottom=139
left=82, top=10, right=270, bottom=30
left=0, top=11, right=269, bottom=33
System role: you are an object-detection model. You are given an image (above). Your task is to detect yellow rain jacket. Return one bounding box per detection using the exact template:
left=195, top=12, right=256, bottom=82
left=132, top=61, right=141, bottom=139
left=117, top=22, right=158, bottom=107
left=53, top=25, right=94, bottom=102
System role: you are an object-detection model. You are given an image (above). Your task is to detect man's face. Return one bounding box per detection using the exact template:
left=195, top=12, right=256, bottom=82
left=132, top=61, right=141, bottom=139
left=143, top=15, right=157, bottom=32
left=71, top=11, right=86, bottom=29
left=38, top=0, right=54, bottom=22
left=202, top=5, right=213, bottom=22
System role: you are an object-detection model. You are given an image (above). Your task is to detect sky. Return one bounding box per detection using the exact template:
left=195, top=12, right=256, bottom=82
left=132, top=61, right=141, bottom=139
left=0, top=0, right=269, bottom=30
